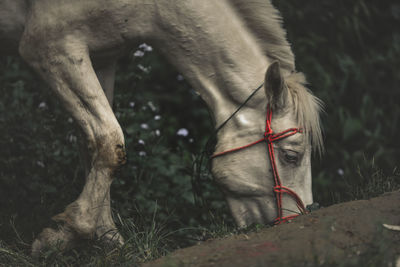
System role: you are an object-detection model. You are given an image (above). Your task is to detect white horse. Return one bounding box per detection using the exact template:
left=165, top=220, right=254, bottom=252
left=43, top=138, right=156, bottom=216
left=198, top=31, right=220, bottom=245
left=0, top=0, right=323, bottom=254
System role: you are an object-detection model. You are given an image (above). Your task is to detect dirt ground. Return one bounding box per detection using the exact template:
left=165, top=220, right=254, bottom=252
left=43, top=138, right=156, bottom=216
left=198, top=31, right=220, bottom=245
left=144, top=191, right=400, bottom=267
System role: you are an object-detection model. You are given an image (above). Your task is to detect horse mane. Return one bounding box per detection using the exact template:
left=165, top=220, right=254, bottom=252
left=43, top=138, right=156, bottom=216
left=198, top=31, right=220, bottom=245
left=230, top=0, right=323, bottom=154
left=286, top=73, right=324, bottom=155
left=229, top=0, right=295, bottom=72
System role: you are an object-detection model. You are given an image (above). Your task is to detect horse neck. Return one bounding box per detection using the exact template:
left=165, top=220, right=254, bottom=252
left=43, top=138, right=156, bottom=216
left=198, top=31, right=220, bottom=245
left=154, top=1, right=281, bottom=131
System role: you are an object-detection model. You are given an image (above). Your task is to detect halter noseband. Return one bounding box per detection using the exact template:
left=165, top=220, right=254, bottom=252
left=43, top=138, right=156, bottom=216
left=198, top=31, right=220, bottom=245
left=212, top=104, right=308, bottom=224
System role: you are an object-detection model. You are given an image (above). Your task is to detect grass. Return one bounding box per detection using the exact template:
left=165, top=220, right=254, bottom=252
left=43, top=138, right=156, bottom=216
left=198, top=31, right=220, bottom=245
left=0, top=209, right=272, bottom=266
left=1, top=161, right=399, bottom=266
left=0, top=206, right=238, bottom=266
left=331, top=157, right=400, bottom=204
left=0, top=217, right=172, bottom=266
left=349, top=161, right=400, bottom=200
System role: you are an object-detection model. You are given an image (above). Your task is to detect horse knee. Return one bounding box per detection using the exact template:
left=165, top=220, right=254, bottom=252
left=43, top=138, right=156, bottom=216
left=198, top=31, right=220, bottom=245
left=90, top=128, right=126, bottom=169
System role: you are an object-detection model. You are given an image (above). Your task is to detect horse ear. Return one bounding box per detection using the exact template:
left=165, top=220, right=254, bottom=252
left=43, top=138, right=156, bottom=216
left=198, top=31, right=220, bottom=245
left=264, top=61, right=287, bottom=109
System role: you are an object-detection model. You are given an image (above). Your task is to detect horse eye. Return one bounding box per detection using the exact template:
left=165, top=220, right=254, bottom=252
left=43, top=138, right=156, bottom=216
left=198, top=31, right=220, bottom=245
left=284, top=150, right=299, bottom=163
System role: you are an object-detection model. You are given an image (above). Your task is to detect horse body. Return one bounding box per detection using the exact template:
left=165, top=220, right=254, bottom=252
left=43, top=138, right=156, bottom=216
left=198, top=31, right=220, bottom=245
left=0, top=0, right=322, bottom=254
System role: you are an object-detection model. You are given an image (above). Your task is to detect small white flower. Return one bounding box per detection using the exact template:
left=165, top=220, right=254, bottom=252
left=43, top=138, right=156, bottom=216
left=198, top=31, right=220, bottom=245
left=129, top=102, right=135, bottom=108
left=36, top=161, right=45, bottom=168
left=140, top=123, right=149, bottom=130
left=138, top=151, right=147, bottom=157
left=38, top=102, right=47, bottom=109
left=337, top=168, right=344, bottom=176
left=138, top=139, right=145, bottom=145
left=139, top=43, right=153, bottom=52
left=189, top=138, right=194, bottom=143
left=68, top=134, right=77, bottom=143
left=176, top=74, right=184, bottom=81
left=133, top=50, right=145, bottom=57
left=137, top=64, right=150, bottom=73
left=177, top=128, right=189, bottom=137
left=147, top=101, right=157, bottom=111
left=154, top=115, right=161, bottom=120
left=155, top=129, right=161, bottom=136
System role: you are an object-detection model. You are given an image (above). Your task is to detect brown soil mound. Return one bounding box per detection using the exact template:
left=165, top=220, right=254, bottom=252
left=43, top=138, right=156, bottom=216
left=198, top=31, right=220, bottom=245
left=144, top=191, right=400, bottom=267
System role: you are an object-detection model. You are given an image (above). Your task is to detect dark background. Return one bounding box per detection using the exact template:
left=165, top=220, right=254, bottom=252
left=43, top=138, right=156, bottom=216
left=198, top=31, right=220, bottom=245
left=1, top=0, right=399, bottom=248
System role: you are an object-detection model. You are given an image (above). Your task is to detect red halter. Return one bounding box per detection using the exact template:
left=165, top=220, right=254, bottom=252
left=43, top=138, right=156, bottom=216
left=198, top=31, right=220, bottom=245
left=212, top=104, right=308, bottom=224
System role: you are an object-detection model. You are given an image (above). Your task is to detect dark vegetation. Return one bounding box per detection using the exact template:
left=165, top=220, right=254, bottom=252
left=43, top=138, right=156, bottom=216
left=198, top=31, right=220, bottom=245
left=0, top=0, right=399, bottom=265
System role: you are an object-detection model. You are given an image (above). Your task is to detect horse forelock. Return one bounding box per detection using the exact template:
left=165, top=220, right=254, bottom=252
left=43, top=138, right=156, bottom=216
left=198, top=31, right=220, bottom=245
left=286, top=72, right=324, bottom=155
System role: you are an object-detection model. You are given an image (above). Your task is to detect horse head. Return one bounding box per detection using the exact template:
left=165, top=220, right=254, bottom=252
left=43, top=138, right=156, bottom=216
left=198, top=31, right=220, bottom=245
left=212, top=61, right=323, bottom=227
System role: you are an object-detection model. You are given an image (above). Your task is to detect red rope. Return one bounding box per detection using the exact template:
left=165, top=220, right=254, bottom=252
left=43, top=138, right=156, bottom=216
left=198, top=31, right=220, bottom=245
left=212, top=104, right=308, bottom=224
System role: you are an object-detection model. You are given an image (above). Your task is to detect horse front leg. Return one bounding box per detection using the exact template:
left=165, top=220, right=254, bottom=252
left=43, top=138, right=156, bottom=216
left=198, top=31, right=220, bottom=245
left=93, top=61, right=125, bottom=245
left=19, top=37, right=126, bottom=255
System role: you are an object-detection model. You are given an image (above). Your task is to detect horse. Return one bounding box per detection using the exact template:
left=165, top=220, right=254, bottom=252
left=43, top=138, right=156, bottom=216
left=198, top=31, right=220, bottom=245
left=0, top=0, right=323, bottom=255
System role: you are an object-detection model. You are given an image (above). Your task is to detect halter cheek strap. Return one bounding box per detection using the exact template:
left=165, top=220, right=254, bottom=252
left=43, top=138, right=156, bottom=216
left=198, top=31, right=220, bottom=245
left=212, top=104, right=308, bottom=224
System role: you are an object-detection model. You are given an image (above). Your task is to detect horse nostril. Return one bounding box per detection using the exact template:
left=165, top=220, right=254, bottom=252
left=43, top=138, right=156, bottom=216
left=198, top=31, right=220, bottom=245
left=306, top=202, right=320, bottom=212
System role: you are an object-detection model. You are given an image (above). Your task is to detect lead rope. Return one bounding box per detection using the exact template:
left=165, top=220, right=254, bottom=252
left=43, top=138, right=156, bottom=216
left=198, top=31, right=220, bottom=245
left=190, top=83, right=265, bottom=209
left=212, top=104, right=308, bottom=224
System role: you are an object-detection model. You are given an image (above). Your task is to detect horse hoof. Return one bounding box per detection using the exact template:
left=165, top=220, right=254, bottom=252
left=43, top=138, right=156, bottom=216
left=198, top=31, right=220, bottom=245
left=97, top=229, right=124, bottom=247
left=31, top=226, right=76, bottom=257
